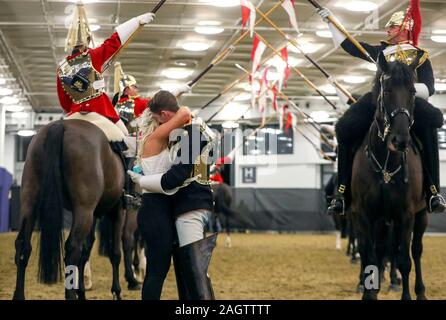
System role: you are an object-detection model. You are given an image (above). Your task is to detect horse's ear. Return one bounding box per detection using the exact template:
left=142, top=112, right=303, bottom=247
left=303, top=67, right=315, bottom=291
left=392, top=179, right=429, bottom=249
left=377, top=53, right=388, bottom=73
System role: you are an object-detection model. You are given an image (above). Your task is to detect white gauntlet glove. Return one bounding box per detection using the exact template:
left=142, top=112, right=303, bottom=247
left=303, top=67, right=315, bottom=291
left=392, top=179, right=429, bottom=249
left=169, top=83, right=192, bottom=97
left=317, top=7, right=332, bottom=22
left=128, top=170, right=143, bottom=185
left=137, top=12, right=155, bottom=25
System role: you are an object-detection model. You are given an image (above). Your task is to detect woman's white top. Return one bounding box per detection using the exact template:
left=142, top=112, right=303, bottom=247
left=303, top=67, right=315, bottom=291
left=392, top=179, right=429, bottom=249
left=140, top=149, right=172, bottom=194
left=141, top=149, right=172, bottom=175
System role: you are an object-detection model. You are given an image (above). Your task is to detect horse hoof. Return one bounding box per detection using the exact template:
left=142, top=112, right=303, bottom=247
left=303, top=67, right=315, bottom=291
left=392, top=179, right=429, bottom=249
left=113, top=293, right=122, bottom=300
left=417, top=294, right=427, bottom=300
left=12, top=292, right=24, bottom=300
left=350, top=258, right=358, bottom=265
left=127, top=281, right=141, bottom=291
left=356, top=285, right=365, bottom=294
left=388, top=284, right=401, bottom=292
left=84, top=281, right=93, bottom=291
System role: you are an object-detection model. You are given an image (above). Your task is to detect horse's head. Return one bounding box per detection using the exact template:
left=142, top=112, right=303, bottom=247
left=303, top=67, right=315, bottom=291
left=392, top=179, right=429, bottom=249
left=374, top=52, right=421, bottom=153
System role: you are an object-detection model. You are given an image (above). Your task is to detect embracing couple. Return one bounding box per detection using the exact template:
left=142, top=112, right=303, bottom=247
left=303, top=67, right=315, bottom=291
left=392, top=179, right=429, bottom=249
left=128, top=90, right=217, bottom=300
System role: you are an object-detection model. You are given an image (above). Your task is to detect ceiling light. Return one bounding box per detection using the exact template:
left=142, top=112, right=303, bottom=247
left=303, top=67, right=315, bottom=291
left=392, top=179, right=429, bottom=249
left=365, top=64, right=378, bottom=72
left=161, top=68, right=194, bottom=80
left=340, top=1, right=378, bottom=12
left=90, top=24, right=101, bottom=32
left=17, top=129, right=36, bottom=137
left=0, top=88, right=13, bottom=96
left=234, top=93, right=251, bottom=101
left=431, top=35, right=446, bottom=43
left=222, top=121, right=240, bottom=129
left=0, top=96, right=19, bottom=104
left=0, top=78, right=5, bottom=85
left=181, top=41, right=210, bottom=52
left=11, top=111, right=29, bottom=119
left=319, top=84, right=337, bottom=95
left=316, top=30, right=332, bottom=38
left=343, top=76, right=366, bottom=84
left=195, top=25, right=224, bottom=35
left=5, top=105, right=24, bottom=112
left=288, top=42, right=322, bottom=54
left=436, top=83, right=446, bottom=92
left=267, top=56, right=301, bottom=69
left=199, top=0, right=239, bottom=7
left=310, top=111, right=330, bottom=123
left=198, top=21, right=221, bottom=26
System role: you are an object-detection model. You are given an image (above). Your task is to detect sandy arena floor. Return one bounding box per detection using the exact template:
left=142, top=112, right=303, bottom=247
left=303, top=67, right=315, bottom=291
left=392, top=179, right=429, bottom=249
left=1, top=232, right=445, bottom=300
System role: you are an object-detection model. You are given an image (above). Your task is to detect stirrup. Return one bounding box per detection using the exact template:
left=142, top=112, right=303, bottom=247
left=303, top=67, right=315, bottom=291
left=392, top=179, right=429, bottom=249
left=429, top=193, right=446, bottom=214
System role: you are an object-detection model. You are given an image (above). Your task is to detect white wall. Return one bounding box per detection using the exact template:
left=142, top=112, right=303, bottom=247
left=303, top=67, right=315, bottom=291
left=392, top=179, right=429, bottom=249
left=3, top=133, right=15, bottom=176
left=234, top=124, right=332, bottom=189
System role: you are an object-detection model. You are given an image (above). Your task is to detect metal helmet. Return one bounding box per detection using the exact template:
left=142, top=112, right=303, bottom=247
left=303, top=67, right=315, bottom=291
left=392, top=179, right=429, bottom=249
left=65, top=1, right=94, bottom=52
left=385, top=10, right=414, bottom=31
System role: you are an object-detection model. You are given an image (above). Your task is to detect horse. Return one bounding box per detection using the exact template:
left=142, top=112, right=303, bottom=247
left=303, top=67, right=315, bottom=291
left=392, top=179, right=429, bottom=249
left=97, top=207, right=145, bottom=290
left=13, top=119, right=126, bottom=300
left=211, top=182, right=234, bottom=247
left=351, top=52, right=427, bottom=300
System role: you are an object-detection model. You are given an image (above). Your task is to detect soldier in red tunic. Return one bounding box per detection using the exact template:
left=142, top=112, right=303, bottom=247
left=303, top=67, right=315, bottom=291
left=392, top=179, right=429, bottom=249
left=113, top=62, right=151, bottom=126
left=56, top=1, right=156, bottom=135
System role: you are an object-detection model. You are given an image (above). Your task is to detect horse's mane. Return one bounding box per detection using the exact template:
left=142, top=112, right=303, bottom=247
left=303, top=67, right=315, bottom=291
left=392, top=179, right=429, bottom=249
left=372, top=61, right=416, bottom=103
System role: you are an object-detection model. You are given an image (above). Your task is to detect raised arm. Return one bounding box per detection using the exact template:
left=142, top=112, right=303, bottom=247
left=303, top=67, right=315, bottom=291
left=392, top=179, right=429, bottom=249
left=150, top=107, right=192, bottom=141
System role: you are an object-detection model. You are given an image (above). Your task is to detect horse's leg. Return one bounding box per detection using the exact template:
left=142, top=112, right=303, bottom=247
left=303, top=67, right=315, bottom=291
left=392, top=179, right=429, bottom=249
left=122, top=209, right=140, bottom=290
left=412, top=209, right=428, bottom=300
left=64, top=206, right=94, bottom=300
left=374, top=222, right=387, bottom=295
left=76, top=218, right=96, bottom=300
left=359, top=217, right=378, bottom=300
left=389, top=224, right=401, bottom=292
left=109, top=203, right=125, bottom=300
left=13, top=203, right=38, bottom=300
left=356, top=235, right=366, bottom=294
left=396, top=216, right=414, bottom=300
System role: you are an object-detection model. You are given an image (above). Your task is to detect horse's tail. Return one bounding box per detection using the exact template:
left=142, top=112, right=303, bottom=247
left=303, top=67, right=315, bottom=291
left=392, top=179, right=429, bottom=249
left=97, top=215, right=112, bottom=257
left=37, top=120, right=65, bottom=284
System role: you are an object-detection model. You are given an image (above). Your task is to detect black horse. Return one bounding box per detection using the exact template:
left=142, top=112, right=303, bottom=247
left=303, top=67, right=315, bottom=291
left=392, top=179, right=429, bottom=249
left=351, top=53, right=427, bottom=300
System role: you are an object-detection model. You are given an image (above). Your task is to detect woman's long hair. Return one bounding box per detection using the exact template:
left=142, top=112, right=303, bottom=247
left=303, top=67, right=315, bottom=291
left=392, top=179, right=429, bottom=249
left=136, top=108, right=159, bottom=161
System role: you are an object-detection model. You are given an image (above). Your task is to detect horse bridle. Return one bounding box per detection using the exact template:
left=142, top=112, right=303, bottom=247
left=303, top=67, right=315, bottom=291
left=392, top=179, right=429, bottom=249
left=366, top=74, right=414, bottom=184
left=374, top=74, right=414, bottom=142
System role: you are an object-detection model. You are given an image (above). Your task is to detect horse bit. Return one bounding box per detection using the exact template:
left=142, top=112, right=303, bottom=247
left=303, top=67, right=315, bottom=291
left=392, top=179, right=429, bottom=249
left=366, top=74, right=414, bottom=184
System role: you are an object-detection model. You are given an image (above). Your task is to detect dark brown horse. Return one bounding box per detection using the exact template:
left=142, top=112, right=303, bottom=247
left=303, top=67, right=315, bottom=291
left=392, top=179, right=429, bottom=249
left=351, top=53, right=427, bottom=300
left=13, top=119, right=126, bottom=300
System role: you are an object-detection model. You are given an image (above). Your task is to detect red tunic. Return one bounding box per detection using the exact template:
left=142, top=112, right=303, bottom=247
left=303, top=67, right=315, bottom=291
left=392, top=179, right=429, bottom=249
left=57, top=32, right=122, bottom=123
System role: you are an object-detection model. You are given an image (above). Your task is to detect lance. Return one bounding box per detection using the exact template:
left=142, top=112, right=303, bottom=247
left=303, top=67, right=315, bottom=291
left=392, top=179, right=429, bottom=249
left=253, top=7, right=356, bottom=104
left=103, top=0, right=168, bottom=72
left=200, top=44, right=288, bottom=111
left=255, top=33, right=338, bottom=110
left=186, top=0, right=285, bottom=88
left=306, top=0, right=375, bottom=63
left=234, top=62, right=336, bottom=149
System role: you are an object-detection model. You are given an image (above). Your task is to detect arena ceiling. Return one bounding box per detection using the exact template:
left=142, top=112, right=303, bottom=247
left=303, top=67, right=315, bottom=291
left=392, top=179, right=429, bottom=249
left=1, top=0, right=446, bottom=122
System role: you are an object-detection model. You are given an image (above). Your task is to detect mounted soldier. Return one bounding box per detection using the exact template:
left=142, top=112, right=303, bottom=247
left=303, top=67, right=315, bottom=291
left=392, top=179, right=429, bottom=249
left=317, top=2, right=446, bottom=215
left=57, top=1, right=155, bottom=155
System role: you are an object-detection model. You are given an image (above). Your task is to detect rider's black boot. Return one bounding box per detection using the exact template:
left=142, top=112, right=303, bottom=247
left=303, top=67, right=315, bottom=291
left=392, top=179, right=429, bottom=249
left=328, top=145, right=353, bottom=216
left=417, top=127, right=446, bottom=213
left=173, top=234, right=217, bottom=300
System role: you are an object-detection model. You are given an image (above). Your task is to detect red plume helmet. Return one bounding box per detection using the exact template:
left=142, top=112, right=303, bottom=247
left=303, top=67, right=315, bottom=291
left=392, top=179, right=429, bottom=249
left=405, top=0, right=422, bottom=46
